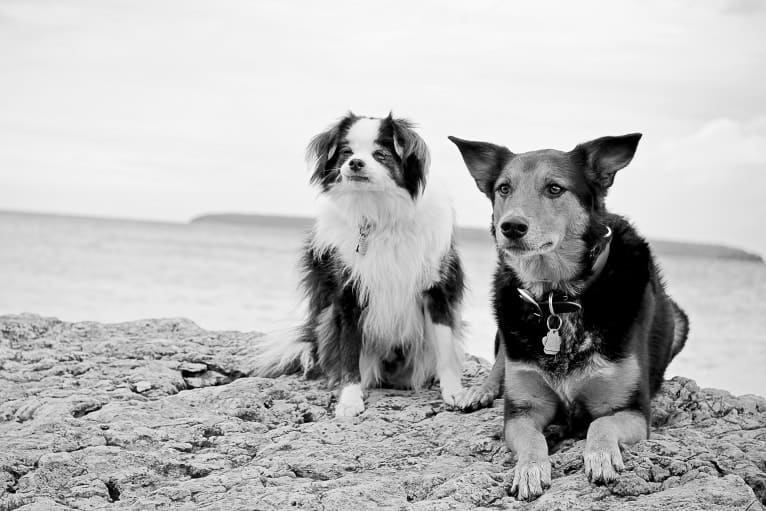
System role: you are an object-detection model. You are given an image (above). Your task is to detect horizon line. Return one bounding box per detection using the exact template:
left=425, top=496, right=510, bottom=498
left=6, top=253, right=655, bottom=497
left=1, top=207, right=762, bottom=260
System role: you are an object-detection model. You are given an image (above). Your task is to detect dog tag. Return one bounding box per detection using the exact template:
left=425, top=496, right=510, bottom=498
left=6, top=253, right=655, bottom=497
left=542, top=314, right=563, bottom=355
left=542, top=329, right=561, bottom=355
left=356, top=235, right=369, bottom=255
left=356, top=220, right=373, bottom=255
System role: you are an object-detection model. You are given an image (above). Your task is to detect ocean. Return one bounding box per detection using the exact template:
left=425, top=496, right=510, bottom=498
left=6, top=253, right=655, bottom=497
left=1, top=210, right=764, bottom=396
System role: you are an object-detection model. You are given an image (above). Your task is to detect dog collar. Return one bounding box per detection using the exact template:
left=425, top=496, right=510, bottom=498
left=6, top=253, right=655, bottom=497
left=517, top=288, right=582, bottom=318
left=516, top=223, right=613, bottom=317
left=583, top=225, right=612, bottom=288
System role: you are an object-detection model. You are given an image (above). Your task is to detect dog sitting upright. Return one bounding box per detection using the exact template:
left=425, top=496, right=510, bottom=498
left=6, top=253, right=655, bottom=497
left=250, top=113, right=466, bottom=417
left=449, top=133, right=689, bottom=500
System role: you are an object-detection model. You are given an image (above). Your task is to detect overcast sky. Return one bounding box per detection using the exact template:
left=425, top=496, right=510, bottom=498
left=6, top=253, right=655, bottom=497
left=1, top=0, right=765, bottom=255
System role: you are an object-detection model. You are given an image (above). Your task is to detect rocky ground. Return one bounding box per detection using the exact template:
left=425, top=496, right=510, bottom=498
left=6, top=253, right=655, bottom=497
left=0, top=314, right=764, bottom=510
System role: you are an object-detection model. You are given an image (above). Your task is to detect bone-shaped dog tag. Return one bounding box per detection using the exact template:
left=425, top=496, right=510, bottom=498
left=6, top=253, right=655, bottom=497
left=542, top=329, right=561, bottom=355
left=542, top=313, right=562, bottom=355
left=356, top=220, right=373, bottom=255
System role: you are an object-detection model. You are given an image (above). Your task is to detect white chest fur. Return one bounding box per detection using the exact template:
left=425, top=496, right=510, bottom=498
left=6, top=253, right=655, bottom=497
left=312, top=184, right=455, bottom=347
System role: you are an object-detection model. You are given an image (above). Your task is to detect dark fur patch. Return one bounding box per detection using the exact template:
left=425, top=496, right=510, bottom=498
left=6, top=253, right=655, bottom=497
left=425, top=243, right=465, bottom=328
left=447, top=136, right=513, bottom=199
left=306, top=112, right=359, bottom=191
left=380, top=116, right=429, bottom=198
left=298, top=243, right=365, bottom=385
left=298, top=238, right=465, bottom=387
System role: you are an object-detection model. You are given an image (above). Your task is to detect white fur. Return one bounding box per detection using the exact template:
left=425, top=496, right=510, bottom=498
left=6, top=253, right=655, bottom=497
left=505, top=354, right=639, bottom=409
left=312, top=181, right=454, bottom=348
left=426, top=317, right=466, bottom=406
left=246, top=326, right=314, bottom=377
left=339, top=118, right=402, bottom=190
left=335, top=383, right=365, bottom=418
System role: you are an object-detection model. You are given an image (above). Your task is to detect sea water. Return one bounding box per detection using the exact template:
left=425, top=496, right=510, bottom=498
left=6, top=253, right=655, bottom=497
left=1, top=211, right=764, bottom=396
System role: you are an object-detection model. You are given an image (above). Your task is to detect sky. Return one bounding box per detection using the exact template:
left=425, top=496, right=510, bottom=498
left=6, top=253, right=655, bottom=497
left=1, top=0, right=765, bottom=255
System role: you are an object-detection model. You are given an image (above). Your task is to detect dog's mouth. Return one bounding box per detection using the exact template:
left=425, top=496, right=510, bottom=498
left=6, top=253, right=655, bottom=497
left=501, top=240, right=555, bottom=257
left=345, top=175, right=370, bottom=182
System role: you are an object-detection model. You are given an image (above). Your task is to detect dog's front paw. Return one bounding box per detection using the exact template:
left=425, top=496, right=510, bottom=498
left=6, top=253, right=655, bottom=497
left=334, top=384, right=365, bottom=418
left=440, top=382, right=466, bottom=409
left=583, top=439, right=624, bottom=484
left=456, top=383, right=499, bottom=412
left=334, top=400, right=364, bottom=418
left=510, top=456, right=551, bottom=500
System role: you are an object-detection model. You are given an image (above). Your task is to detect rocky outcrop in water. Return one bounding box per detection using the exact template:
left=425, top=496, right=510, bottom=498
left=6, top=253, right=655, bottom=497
left=1, top=314, right=764, bottom=510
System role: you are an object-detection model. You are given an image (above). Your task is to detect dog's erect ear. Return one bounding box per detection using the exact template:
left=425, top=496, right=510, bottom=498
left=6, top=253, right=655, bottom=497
left=389, top=115, right=430, bottom=198
left=448, top=136, right=512, bottom=198
left=574, top=133, right=642, bottom=189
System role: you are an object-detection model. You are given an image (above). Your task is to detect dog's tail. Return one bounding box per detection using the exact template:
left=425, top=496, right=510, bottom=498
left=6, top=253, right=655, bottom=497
left=669, top=298, right=689, bottom=359
left=246, top=325, right=316, bottom=377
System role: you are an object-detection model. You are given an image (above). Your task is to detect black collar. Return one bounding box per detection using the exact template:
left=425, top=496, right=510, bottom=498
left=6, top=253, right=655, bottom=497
left=518, top=288, right=582, bottom=318
left=517, top=225, right=613, bottom=319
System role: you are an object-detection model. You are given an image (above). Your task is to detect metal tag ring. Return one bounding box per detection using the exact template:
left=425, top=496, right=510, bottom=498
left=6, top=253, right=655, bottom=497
left=546, top=314, right=562, bottom=330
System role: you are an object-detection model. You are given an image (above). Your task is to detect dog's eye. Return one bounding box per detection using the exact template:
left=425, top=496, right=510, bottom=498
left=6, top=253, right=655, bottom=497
left=546, top=184, right=565, bottom=196
left=339, top=148, right=353, bottom=157
left=497, top=183, right=511, bottom=196
left=372, top=150, right=388, bottom=161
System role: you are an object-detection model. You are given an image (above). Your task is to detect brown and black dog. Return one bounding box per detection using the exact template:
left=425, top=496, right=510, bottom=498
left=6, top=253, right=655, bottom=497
left=449, top=133, right=689, bottom=500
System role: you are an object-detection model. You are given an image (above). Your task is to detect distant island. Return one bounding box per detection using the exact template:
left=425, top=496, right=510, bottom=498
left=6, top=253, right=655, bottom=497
left=191, top=213, right=764, bottom=263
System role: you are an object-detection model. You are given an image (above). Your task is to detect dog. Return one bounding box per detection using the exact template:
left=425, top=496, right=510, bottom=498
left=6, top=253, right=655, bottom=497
left=249, top=112, right=466, bottom=418
left=448, top=133, right=689, bottom=500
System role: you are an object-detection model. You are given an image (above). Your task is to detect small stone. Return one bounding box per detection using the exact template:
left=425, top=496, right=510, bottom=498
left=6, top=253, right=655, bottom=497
left=134, top=381, right=152, bottom=393
left=669, top=460, right=688, bottom=476
left=650, top=465, right=670, bottom=482
left=662, top=476, right=681, bottom=490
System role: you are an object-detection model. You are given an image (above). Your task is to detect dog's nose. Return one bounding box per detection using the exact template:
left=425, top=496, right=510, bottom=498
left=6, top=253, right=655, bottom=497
left=348, top=159, right=365, bottom=172
left=500, top=218, right=529, bottom=239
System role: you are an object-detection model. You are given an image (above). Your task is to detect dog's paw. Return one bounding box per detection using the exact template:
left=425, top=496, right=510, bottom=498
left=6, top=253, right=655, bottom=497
left=456, top=384, right=499, bottom=412
left=440, top=382, right=466, bottom=409
left=334, top=384, right=365, bottom=418
left=334, top=400, right=364, bottom=418
left=583, top=439, right=624, bottom=484
left=509, top=457, right=551, bottom=501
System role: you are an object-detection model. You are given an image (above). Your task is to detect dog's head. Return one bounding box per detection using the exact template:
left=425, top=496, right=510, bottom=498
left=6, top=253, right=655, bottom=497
left=306, top=112, right=430, bottom=199
left=449, top=133, right=641, bottom=264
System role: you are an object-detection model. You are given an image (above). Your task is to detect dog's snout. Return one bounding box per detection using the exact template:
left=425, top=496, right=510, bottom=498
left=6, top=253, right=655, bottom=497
left=348, top=159, right=366, bottom=172
left=500, top=217, right=529, bottom=240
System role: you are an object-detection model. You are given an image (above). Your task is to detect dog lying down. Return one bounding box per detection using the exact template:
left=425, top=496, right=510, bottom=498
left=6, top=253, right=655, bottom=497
left=449, top=133, right=689, bottom=500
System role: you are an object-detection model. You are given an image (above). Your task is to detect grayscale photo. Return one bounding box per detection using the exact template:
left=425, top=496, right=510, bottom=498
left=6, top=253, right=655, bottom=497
left=1, top=1, right=765, bottom=509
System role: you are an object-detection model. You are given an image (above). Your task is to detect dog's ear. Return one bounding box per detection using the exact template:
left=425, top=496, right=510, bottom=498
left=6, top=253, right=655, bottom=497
left=306, top=112, right=358, bottom=186
left=574, top=133, right=642, bottom=189
left=306, top=126, right=339, bottom=185
left=448, top=136, right=512, bottom=198
left=389, top=115, right=430, bottom=198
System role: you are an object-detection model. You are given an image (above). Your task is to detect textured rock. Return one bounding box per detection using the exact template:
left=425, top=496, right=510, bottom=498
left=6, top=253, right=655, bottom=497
left=0, top=314, right=764, bottom=510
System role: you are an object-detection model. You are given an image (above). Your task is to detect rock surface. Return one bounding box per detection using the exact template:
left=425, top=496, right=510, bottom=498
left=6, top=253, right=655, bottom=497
left=0, top=314, right=764, bottom=510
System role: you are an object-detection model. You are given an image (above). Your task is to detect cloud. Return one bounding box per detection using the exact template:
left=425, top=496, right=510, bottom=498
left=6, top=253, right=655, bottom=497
left=607, top=116, right=766, bottom=255
left=718, top=0, right=766, bottom=15
left=658, top=117, right=766, bottom=184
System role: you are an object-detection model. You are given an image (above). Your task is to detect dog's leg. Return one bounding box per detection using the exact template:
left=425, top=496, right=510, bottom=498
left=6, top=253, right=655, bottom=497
left=334, top=292, right=365, bottom=418
left=505, top=361, right=559, bottom=500
left=424, top=303, right=465, bottom=407
left=583, top=410, right=647, bottom=483
left=458, top=331, right=505, bottom=411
